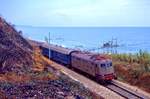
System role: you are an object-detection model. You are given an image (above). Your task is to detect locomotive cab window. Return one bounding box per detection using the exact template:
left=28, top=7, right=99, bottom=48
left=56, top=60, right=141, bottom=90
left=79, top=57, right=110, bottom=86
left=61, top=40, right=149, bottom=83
left=101, top=64, right=106, bottom=68
left=110, top=62, right=112, bottom=66
left=107, top=62, right=112, bottom=67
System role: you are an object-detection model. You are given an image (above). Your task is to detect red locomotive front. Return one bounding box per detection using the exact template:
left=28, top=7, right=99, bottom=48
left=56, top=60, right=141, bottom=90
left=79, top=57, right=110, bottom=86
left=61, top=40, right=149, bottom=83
left=71, top=52, right=116, bottom=82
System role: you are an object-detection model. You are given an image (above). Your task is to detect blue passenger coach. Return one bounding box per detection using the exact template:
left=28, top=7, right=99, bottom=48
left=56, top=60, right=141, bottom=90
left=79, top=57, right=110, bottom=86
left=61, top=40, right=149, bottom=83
left=40, top=46, right=49, bottom=57
left=40, top=43, right=76, bottom=66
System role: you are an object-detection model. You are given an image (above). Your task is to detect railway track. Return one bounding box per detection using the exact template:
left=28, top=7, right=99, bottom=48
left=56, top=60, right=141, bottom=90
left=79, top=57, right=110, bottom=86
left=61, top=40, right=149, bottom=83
left=105, top=80, right=149, bottom=99
left=33, top=41, right=150, bottom=99
left=45, top=58, right=149, bottom=99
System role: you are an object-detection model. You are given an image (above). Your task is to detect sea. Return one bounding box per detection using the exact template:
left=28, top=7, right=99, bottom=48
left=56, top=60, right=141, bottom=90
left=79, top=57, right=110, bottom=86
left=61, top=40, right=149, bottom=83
left=15, top=26, right=150, bottom=54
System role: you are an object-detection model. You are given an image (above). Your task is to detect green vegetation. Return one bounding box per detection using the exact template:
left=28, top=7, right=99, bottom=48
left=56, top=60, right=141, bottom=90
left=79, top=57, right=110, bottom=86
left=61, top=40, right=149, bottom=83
left=112, top=50, right=150, bottom=72
left=111, top=50, right=150, bottom=92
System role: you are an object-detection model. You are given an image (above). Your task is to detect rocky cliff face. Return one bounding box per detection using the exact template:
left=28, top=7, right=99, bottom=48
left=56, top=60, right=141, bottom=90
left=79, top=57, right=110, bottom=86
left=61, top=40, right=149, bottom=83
left=0, top=17, right=33, bottom=73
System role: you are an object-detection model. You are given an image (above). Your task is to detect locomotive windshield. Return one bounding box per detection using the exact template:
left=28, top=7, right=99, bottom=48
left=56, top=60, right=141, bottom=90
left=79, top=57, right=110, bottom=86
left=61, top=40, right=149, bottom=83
left=101, top=64, right=106, bottom=68
left=101, top=62, right=112, bottom=68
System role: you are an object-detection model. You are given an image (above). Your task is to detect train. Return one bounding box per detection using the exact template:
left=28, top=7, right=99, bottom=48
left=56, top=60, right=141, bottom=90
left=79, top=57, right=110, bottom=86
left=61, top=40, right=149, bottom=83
left=39, top=43, right=116, bottom=82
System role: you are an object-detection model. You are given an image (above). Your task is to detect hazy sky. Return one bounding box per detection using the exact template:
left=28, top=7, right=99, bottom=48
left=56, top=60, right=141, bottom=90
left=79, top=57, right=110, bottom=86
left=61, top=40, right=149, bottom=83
left=0, top=0, right=150, bottom=27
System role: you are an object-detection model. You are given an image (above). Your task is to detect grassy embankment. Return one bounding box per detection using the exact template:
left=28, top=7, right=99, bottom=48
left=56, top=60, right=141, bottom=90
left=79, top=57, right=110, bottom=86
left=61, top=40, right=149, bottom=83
left=0, top=46, right=98, bottom=98
left=111, top=50, right=150, bottom=92
left=0, top=46, right=56, bottom=83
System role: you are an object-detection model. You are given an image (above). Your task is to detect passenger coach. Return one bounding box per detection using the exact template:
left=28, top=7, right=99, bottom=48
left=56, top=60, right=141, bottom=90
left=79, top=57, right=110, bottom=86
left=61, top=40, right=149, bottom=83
left=40, top=43, right=77, bottom=66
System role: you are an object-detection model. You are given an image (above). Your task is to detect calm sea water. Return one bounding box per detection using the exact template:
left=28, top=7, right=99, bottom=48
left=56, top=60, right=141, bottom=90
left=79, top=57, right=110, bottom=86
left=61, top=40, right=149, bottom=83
left=16, top=26, right=150, bottom=54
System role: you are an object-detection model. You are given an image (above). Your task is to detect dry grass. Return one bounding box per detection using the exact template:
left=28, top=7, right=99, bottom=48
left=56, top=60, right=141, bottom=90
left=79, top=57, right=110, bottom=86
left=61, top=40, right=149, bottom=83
left=32, top=46, right=46, bottom=72
left=112, top=50, right=150, bottom=72
left=30, top=46, right=58, bottom=81
left=0, top=90, right=6, bottom=99
left=0, top=46, right=57, bottom=83
left=0, top=72, right=30, bottom=83
left=111, top=50, right=150, bottom=93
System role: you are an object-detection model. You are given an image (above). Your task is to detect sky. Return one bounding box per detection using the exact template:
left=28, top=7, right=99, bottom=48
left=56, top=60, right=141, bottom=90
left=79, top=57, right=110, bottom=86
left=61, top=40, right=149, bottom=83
left=0, top=0, right=150, bottom=27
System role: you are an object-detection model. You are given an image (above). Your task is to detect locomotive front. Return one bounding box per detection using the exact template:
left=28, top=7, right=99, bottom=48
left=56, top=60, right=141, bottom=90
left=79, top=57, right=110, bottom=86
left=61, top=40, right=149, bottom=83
left=92, top=55, right=116, bottom=81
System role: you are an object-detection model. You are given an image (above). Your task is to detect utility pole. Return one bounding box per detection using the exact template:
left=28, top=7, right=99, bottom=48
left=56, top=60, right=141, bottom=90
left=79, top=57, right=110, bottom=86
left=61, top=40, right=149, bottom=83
left=49, top=32, right=51, bottom=59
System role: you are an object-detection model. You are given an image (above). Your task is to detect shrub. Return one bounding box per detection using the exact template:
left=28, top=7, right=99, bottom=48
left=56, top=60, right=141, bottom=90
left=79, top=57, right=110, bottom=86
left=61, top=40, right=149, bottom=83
left=112, top=50, right=150, bottom=72
left=112, top=50, right=150, bottom=92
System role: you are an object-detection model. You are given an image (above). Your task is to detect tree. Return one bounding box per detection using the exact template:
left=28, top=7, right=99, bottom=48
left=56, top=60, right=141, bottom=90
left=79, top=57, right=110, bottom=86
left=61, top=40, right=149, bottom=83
left=44, top=36, right=48, bottom=43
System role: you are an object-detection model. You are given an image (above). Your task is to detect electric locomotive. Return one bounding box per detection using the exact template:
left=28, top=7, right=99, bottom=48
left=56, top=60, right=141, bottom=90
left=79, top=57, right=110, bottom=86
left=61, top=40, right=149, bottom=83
left=39, top=43, right=116, bottom=81
left=71, top=51, right=115, bottom=81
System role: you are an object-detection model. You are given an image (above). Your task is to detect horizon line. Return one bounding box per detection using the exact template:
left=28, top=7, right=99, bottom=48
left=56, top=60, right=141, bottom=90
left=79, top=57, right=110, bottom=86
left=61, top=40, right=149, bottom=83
left=15, top=25, right=150, bottom=28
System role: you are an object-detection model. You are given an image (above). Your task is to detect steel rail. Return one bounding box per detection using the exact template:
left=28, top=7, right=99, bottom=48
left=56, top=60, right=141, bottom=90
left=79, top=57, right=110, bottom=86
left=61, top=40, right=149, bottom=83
left=105, top=81, right=148, bottom=99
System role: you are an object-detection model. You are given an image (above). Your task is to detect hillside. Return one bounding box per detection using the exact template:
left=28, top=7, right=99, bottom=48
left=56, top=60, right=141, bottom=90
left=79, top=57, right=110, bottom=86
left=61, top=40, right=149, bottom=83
left=0, top=17, right=33, bottom=73
left=0, top=17, right=94, bottom=98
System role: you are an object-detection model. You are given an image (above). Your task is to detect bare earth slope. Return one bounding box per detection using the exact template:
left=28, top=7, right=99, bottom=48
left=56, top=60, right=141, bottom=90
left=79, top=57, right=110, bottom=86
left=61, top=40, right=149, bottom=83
left=0, top=17, right=33, bottom=73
